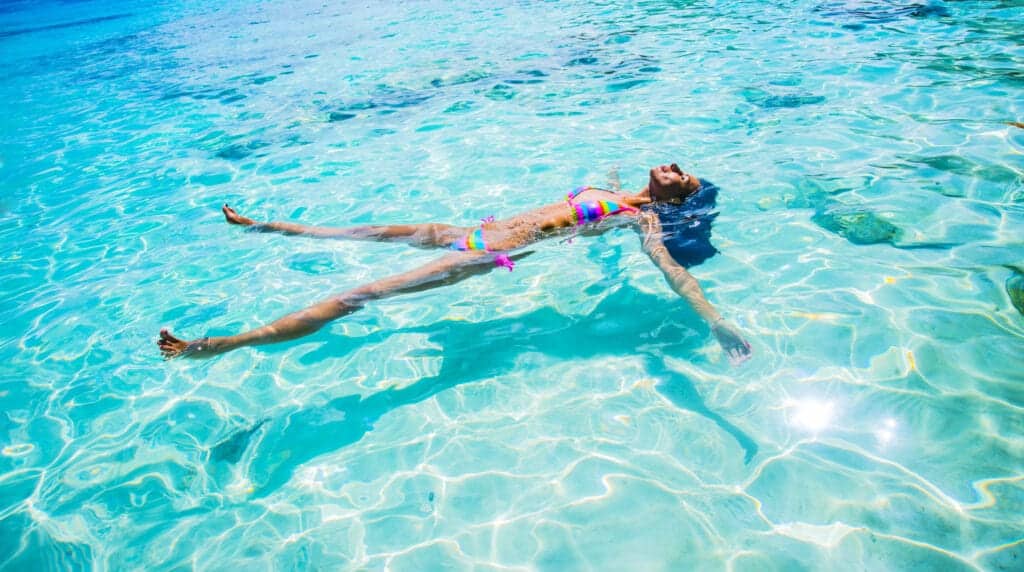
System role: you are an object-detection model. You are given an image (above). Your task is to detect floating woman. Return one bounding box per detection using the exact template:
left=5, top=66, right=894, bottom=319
left=158, top=163, right=752, bottom=363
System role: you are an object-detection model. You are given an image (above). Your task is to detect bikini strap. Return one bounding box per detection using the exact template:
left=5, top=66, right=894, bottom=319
left=567, top=184, right=616, bottom=202
left=567, top=185, right=591, bottom=201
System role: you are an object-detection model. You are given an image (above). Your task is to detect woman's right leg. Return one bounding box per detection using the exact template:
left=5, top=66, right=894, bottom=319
left=158, top=251, right=496, bottom=359
left=222, top=204, right=467, bottom=248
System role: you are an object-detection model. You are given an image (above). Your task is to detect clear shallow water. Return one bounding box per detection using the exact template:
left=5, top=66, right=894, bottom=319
left=2, top=0, right=1023, bottom=569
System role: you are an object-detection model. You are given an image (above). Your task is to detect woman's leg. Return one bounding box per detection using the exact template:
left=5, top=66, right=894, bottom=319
left=222, top=204, right=467, bottom=248
left=158, top=251, right=495, bottom=359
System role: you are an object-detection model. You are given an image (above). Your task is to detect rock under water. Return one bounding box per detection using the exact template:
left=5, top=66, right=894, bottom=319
left=812, top=208, right=903, bottom=245
left=1006, top=266, right=1024, bottom=316
left=740, top=87, right=826, bottom=109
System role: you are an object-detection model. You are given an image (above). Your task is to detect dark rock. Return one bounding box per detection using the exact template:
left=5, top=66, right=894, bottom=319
left=210, top=420, right=266, bottom=464
left=812, top=208, right=903, bottom=245
left=215, top=140, right=270, bottom=160
left=485, top=84, right=516, bottom=101
left=567, top=56, right=599, bottom=66
left=741, top=88, right=825, bottom=109
left=1006, top=266, right=1024, bottom=316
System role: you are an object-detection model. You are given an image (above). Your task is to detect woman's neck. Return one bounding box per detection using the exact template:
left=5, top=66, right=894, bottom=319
left=626, top=186, right=687, bottom=207
left=624, top=186, right=655, bottom=208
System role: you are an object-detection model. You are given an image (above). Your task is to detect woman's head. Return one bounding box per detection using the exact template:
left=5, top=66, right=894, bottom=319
left=648, top=163, right=701, bottom=201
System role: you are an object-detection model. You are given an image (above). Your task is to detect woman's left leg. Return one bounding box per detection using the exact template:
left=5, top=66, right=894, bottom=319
left=222, top=204, right=468, bottom=248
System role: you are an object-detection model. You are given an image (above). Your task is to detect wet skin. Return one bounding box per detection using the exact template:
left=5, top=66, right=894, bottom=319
left=158, top=164, right=752, bottom=363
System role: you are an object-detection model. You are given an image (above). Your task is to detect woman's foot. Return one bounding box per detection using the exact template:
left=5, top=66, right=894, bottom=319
left=158, top=328, right=215, bottom=359
left=222, top=204, right=256, bottom=226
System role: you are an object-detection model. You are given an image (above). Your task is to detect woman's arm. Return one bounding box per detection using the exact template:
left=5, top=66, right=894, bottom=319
left=638, top=212, right=752, bottom=362
left=607, top=166, right=623, bottom=193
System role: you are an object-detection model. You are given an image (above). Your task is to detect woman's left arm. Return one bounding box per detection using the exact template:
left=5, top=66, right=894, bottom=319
left=607, top=166, right=622, bottom=193
left=637, top=212, right=752, bottom=363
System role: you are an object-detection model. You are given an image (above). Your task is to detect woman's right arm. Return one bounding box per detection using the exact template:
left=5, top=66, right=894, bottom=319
left=637, top=211, right=751, bottom=363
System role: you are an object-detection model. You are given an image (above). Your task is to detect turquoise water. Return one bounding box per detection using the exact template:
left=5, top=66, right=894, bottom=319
left=2, top=0, right=1023, bottom=569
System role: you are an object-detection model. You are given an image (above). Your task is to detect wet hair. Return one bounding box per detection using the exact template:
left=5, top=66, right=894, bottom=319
left=643, top=179, right=719, bottom=268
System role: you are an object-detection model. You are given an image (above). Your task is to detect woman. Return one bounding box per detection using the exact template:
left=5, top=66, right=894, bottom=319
left=158, top=164, right=752, bottom=362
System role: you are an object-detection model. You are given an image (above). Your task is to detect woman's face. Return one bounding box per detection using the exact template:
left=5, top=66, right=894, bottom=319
left=649, top=163, right=701, bottom=199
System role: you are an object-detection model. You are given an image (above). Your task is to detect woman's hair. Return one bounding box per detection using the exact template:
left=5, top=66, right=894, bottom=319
left=690, top=179, right=718, bottom=201
left=644, top=179, right=719, bottom=268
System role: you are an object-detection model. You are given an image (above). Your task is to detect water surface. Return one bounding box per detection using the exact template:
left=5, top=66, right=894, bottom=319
left=2, top=0, right=1023, bottom=569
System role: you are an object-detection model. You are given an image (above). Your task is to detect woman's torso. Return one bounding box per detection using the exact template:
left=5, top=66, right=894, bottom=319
left=481, top=188, right=639, bottom=251
left=462, top=182, right=719, bottom=269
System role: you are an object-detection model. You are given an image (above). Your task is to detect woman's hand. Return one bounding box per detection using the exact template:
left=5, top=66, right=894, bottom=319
left=712, top=319, right=752, bottom=365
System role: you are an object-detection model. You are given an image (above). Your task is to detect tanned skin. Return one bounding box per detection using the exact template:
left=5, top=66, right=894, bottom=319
left=158, top=164, right=752, bottom=363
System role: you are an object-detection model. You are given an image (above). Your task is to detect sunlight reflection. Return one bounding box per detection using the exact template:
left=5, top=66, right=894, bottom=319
left=874, top=417, right=898, bottom=447
left=784, top=398, right=836, bottom=433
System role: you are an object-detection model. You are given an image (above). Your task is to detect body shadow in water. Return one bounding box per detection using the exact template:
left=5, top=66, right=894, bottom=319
left=219, top=287, right=757, bottom=497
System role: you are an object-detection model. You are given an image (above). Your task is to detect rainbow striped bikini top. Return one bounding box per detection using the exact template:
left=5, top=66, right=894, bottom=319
left=566, top=185, right=638, bottom=225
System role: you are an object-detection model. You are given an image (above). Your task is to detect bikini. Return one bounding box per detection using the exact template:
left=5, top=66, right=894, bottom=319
left=450, top=186, right=638, bottom=271
left=564, top=185, right=639, bottom=225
